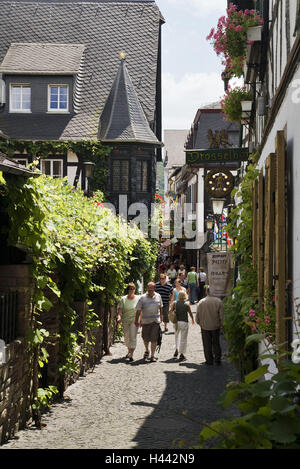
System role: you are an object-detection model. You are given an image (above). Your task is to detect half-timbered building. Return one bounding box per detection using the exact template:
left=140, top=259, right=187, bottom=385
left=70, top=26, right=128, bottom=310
left=0, top=0, right=163, bottom=211
left=233, top=0, right=300, bottom=350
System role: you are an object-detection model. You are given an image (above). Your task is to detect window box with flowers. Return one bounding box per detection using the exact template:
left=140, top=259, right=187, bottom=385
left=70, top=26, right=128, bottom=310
left=244, top=25, right=263, bottom=82
left=221, top=86, right=253, bottom=123
left=206, top=2, right=264, bottom=79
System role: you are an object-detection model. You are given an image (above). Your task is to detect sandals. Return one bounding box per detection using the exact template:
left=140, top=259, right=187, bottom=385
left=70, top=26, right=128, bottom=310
left=143, top=351, right=149, bottom=360
left=150, top=356, right=157, bottom=362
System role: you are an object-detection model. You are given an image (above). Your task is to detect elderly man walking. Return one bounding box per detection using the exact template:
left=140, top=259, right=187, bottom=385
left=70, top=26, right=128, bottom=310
left=195, top=287, right=224, bottom=366
left=135, top=282, right=163, bottom=362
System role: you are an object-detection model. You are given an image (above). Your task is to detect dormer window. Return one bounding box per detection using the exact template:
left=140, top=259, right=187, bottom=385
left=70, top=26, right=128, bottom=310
left=48, top=85, right=68, bottom=112
left=10, top=84, right=31, bottom=112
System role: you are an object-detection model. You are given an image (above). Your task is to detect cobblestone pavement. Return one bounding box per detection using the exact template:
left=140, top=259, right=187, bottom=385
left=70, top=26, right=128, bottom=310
left=1, top=307, right=238, bottom=449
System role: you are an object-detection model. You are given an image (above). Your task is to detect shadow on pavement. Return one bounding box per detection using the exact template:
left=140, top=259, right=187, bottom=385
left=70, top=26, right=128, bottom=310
left=131, top=339, right=239, bottom=449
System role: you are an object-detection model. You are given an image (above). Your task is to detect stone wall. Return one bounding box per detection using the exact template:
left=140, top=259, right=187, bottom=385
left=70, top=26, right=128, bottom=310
left=0, top=265, right=33, bottom=444
left=0, top=265, right=118, bottom=444
left=0, top=339, right=32, bottom=444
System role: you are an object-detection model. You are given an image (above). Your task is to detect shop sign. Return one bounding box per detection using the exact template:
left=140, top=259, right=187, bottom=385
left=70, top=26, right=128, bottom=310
left=207, top=252, right=234, bottom=298
left=186, top=148, right=249, bottom=165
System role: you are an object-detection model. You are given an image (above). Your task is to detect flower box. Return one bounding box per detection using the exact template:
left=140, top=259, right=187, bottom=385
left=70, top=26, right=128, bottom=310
left=241, top=100, right=253, bottom=112
left=247, top=25, right=263, bottom=43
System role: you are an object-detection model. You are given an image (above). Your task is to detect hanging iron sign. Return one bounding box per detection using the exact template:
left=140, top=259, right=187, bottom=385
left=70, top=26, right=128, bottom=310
left=205, top=168, right=235, bottom=198
left=186, top=148, right=249, bottom=165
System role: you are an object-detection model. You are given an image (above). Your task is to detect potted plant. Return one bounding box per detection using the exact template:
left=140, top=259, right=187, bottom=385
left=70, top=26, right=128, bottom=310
left=206, top=2, right=264, bottom=78
left=220, top=86, right=253, bottom=123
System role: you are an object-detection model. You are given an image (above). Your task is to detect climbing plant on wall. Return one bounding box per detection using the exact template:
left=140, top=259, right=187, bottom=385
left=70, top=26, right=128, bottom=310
left=0, top=139, right=111, bottom=197
left=224, top=161, right=259, bottom=376
left=0, top=172, right=158, bottom=422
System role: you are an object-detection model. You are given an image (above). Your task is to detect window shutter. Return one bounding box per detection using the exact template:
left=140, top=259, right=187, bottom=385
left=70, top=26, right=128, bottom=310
left=275, top=131, right=287, bottom=347
left=257, top=170, right=264, bottom=302
left=264, top=153, right=276, bottom=301
left=252, top=178, right=258, bottom=266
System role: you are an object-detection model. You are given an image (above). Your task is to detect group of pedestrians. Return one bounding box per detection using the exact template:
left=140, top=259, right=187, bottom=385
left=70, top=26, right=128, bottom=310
left=117, top=265, right=225, bottom=366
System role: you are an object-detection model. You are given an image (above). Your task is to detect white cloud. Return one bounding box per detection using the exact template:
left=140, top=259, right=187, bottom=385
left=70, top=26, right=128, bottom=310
left=162, top=72, right=225, bottom=129
left=162, top=0, right=226, bottom=18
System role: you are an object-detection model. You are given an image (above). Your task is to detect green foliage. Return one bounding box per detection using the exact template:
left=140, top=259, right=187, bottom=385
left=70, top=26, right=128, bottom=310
left=197, top=350, right=300, bottom=449
left=2, top=172, right=158, bottom=402
left=0, top=139, right=111, bottom=196
left=224, top=162, right=259, bottom=374
left=221, top=87, right=253, bottom=123
left=33, top=386, right=59, bottom=411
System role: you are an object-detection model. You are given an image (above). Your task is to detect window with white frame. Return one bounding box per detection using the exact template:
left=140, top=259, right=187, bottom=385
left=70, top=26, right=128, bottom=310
left=41, top=159, right=63, bottom=178
left=48, top=85, right=69, bottom=112
left=10, top=84, right=31, bottom=112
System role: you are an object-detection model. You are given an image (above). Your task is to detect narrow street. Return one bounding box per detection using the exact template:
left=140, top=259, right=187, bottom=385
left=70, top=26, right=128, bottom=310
left=1, top=307, right=238, bottom=450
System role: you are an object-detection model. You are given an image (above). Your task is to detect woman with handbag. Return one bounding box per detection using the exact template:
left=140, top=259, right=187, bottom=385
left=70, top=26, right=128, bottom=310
left=169, top=291, right=194, bottom=361
left=117, top=283, right=140, bottom=362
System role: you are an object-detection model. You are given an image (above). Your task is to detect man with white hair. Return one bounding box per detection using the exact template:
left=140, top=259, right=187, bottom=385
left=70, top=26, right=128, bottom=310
left=195, top=286, right=224, bottom=366
left=135, top=282, right=163, bottom=362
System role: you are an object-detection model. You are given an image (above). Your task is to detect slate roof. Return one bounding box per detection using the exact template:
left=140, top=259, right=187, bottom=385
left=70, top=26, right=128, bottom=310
left=0, top=0, right=162, bottom=141
left=99, top=58, right=161, bottom=145
left=0, top=43, right=85, bottom=75
left=0, top=152, right=38, bottom=176
left=186, top=106, right=240, bottom=150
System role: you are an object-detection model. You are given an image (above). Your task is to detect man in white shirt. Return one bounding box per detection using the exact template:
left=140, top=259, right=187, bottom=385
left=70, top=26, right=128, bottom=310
left=135, top=282, right=163, bottom=362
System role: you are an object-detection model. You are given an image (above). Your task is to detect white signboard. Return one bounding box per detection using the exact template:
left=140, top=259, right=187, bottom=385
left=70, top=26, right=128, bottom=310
left=207, top=252, right=234, bottom=298
left=0, top=339, right=6, bottom=364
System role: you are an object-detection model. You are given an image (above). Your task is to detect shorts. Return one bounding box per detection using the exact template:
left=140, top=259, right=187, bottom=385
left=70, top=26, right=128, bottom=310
left=142, top=322, right=160, bottom=343
left=162, top=304, right=170, bottom=323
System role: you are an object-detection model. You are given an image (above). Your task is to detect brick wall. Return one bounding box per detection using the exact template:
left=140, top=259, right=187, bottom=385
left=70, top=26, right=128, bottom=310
left=0, top=265, right=33, bottom=444
left=0, top=264, right=118, bottom=445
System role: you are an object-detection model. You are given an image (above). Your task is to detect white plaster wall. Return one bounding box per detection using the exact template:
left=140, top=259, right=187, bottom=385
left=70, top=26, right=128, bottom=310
left=258, top=64, right=300, bottom=340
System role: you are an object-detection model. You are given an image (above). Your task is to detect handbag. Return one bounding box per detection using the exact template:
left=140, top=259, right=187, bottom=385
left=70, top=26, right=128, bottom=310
left=168, top=305, right=178, bottom=324
left=156, top=326, right=162, bottom=353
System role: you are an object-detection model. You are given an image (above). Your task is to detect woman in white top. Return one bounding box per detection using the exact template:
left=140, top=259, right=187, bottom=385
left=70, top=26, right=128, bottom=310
left=117, top=283, right=140, bottom=362
left=167, top=264, right=177, bottom=285
left=177, top=265, right=186, bottom=277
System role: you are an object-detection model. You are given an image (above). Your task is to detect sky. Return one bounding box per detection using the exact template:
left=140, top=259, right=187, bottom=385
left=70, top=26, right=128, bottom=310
left=155, top=0, right=229, bottom=131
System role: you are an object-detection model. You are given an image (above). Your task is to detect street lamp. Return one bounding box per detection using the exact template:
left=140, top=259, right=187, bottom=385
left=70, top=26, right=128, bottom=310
left=205, top=217, right=214, bottom=231
left=211, top=198, right=226, bottom=251
left=83, top=161, right=95, bottom=196
left=84, top=161, right=95, bottom=179
left=212, top=198, right=226, bottom=216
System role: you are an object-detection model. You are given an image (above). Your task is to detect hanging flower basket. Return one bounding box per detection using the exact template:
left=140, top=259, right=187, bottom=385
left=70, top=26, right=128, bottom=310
left=221, top=86, right=253, bottom=123
left=206, top=2, right=264, bottom=78
left=241, top=100, right=253, bottom=112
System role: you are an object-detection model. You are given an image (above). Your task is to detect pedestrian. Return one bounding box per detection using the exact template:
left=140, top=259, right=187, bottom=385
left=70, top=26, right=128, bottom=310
left=117, top=283, right=140, bottom=362
left=178, top=264, right=186, bottom=277
left=155, top=273, right=173, bottom=333
left=167, top=263, right=177, bottom=285
left=195, top=286, right=224, bottom=366
left=135, top=282, right=163, bottom=362
left=197, top=267, right=207, bottom=301
left=187, top=266, right=198, bottom=304
left=172, top=278, right=187, bottom=303
left=158, top=263, right=167, bottom=274
left=169, top=291, right=194, bottom=361
left=178, top=272, right=188, bottom=290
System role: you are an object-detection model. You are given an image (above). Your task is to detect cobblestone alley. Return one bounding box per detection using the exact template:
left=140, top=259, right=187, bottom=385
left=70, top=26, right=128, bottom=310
left=1, top=307, right=238, bottom=450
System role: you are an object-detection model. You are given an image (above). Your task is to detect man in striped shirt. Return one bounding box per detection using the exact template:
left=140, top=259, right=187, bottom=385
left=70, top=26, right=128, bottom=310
left=155, top=273, right=174, bottom=332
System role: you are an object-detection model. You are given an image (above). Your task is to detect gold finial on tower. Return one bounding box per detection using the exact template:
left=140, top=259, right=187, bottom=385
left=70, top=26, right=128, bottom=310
left=119, top=51, right=126, bottom=60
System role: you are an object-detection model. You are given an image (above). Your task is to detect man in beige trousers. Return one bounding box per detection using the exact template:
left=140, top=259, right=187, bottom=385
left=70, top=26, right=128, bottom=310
left=195, top=287, right=224, bottom=366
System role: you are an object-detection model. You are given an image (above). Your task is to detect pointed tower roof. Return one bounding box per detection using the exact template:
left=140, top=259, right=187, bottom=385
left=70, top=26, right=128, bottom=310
left=98, top=55, right=162, bottom=146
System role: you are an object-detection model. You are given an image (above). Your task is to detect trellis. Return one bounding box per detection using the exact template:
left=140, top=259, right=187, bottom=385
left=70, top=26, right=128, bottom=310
left=252, top=130, right=288, bottom=347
